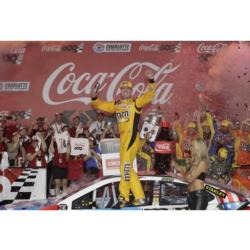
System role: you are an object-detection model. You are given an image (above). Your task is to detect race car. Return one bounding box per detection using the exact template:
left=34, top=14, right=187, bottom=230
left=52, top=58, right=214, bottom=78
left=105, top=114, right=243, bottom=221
left=1, top=175, right=249, bottom=210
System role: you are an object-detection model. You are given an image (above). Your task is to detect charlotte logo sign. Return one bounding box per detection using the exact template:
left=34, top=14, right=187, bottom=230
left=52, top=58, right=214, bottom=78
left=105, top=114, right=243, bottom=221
left=42, top=62, right=181, bottom=106
left=0, top=81, right=30, bottom=92
left=93, top=42, right=132, bottom=53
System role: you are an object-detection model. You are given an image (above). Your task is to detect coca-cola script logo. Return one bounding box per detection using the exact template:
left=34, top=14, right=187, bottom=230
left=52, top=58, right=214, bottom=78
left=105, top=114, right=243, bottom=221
left=139, top=43, right=182, bottom=53
left=197, top=42, right=227, bottom=54
left=155, top=141, right=173, bottom=154
left=42, top=62, right=181, bottom=106
left=2, top=47, right=26, bottom=65
left=139, top=44, right=159, bottom=52
left=41, top=43, right=84, bottom=53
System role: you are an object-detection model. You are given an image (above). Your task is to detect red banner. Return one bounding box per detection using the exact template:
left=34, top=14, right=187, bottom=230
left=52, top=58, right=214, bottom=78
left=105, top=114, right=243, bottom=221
left=1, top=41, right=250, bottom=124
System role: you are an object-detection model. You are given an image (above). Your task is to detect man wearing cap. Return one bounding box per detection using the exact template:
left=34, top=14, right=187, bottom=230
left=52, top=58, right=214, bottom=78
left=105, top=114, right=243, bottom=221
left=208, top=147, right=231, bottom=183
left=28, top=117, right=49, bottom=137
left=91, top=70, right=156, bottom=207
left=51, top=112, right=66, bottom=134
left=234, top=119, right=250, bottom=167
left=26, top=135, right=47, bottom=168
left=69, top=116, right=83, bottom=138
left=89, top=111, right=106, bottom=141
left=0, top=127, right=8, bottom=163
left=210, top=119, right=234, bottom=166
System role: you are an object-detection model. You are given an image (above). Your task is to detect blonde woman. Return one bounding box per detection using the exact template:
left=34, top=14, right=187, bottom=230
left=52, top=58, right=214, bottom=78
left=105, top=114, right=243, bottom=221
left=172, top=138, right=209, bottom=210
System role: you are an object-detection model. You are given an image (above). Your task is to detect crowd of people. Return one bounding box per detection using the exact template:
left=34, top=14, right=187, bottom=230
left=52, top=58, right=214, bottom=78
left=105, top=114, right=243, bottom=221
left=1, top=107, right=250, bottom=200
left=0, top=111, right=118, bottom=197
left=139, top=108, right=250, bottom=185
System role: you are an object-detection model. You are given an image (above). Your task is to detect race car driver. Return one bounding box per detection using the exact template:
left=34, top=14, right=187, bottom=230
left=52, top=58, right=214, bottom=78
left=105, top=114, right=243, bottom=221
left=91, top=70, right=156, bottom=208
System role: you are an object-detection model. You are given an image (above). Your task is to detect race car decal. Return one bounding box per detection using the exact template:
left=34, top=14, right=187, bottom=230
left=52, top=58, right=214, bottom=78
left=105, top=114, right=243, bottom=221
left=161, top=176, right=174, bottom=183
left=205, top=185, right=227, bottom=198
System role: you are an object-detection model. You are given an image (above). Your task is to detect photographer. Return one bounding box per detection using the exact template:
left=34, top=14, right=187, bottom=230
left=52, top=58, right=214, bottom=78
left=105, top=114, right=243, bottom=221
left=100, top=121, right=117, bottom=140
left=28, top=117, right=49, bottom=137
left=7, top=132, right=25, bottom=167
left=89, top=111, right=106, bottom=141
left=83, top=136, right=102, bottom=179
left=51, top=112, right=66, bottom=134
left=26, top=133, right=47, bottom=168
left=69, top=115, right=84, bottom=138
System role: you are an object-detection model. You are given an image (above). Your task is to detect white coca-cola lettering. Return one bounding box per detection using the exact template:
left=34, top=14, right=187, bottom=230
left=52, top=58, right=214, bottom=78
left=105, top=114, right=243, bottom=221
left=43, top=62, right=181, bottom=106
left=139, top=44, right=159, bottom=52
left=155, top=141, right=172, bottom=154
left=197, top=42, right=227, bottom=54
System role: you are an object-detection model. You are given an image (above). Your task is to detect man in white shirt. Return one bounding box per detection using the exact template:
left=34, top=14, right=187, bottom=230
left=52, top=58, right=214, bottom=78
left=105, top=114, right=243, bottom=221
left=89, top=111, right=106, bottom=141
left=51, top=112, right=66, bottom=134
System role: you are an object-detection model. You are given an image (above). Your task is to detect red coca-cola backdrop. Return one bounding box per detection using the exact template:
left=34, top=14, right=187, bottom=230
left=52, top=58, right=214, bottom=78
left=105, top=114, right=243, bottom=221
left=1, top=41, right=250, bottom=124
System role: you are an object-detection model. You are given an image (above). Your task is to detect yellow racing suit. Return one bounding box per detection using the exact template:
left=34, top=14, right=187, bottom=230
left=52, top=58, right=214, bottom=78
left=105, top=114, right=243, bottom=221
left=91, top=80, right=156, bottom=202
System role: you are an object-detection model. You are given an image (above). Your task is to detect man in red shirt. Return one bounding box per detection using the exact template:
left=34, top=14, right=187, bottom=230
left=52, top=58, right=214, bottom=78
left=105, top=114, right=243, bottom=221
left=26, top=136, right=47, bottom=168
left=69, top=116, right=83, bottom=138
left=49, top=136, right=69, bottom=197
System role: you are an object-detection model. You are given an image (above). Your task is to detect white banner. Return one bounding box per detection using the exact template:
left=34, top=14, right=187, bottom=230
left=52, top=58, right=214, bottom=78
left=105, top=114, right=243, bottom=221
left=70, top=137, right=89, bottom=156
left=100, top=138, right=137, bottom=176
left=54, top=132, right=69, bottom=154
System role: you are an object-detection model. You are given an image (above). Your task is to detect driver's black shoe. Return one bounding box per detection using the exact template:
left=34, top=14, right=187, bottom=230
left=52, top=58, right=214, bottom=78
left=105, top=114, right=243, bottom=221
left=112, top=197, right=127, bottom=209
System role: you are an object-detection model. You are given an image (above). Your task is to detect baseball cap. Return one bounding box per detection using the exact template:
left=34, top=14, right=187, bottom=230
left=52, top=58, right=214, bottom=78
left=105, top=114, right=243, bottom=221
left=218, top=147, right=228, bottom=159
left=221, top=120, right=230, bottom=127
left=62, top=125, right=69, bottom=130
left=19, top=126, right=26, bottom=131
left=32, top=136, right=39, bottom=142
left=187, top=122, right=197, bottom=129
left=202, top=120, right=209, bottom=127
left=161, top=121, right=170, bottom=128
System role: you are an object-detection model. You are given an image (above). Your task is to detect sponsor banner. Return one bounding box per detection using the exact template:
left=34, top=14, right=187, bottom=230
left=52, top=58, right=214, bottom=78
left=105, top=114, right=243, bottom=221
left=70, top=137, right=89, bottom=156
left=41, top=42, right=84, bottom=53
left=205, top=185, right=227, bottom=198
left=93, top=42, right=131, bottom=53
left=102, top=153, right=137, bottom=176
left=0, top=81, right=30, bottom=92
left=1, top=41, right=248, bottom=124
left=197, top=42, right=227, bottom=54
left=0, top=109, right=32, bottom=120
left=139, top=42, right=182, bottom=53
left=100, top=138, right=137, bottom=175
left=106, top=158, right=120, bottom=170
left=1, top=47, right=26, bottom=65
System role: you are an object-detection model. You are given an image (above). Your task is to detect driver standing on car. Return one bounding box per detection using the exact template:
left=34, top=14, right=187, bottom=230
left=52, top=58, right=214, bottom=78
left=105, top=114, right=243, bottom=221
left=91, top=70, right=156, bottom=208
